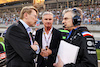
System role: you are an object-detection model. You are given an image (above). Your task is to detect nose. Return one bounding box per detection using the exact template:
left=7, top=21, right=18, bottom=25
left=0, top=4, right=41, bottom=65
left=62, top=20, right=64, bottom=24
left=47, top=20, right=50, bottom=23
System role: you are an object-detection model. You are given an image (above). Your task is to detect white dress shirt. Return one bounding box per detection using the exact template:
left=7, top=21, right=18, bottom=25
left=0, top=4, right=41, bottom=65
left=42, top=27, right=53, bottom=49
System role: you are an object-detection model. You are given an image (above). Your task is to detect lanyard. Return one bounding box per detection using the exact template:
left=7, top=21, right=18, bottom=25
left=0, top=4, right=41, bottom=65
left=43, top=31, right=52, bottom=47
left=67, top=27, right=79, bottom=39
left=67, top=30, right=72, bottom=39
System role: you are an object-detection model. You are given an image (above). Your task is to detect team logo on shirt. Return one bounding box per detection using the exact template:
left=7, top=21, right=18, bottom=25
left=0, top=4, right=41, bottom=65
left=87, top=41, right=93, bottom=46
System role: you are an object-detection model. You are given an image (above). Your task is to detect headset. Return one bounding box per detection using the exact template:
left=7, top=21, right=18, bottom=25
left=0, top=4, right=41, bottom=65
left=72, top=9, right=81, bottom=26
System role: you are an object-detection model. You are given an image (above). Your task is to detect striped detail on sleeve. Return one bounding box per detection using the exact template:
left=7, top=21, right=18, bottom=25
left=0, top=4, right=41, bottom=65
left=82, top=31, right=93, bottom=37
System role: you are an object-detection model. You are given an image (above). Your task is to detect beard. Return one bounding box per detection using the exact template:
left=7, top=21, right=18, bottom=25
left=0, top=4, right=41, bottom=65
left=47, top=27, right=51, bottom=30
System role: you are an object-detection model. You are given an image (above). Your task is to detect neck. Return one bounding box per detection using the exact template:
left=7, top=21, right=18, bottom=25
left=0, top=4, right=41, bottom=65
left=69, top=26, right=80, bottom=31
left=69, top=27, right=74, bottom=31
left=22, top=19, right=29, bottom=26
left=45, top=27, right=52, bottom=34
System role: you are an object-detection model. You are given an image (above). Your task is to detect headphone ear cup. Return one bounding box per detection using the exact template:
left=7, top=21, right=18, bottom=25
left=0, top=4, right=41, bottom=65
left=73, top=16, right=81, bottom=26
left=72, top=9, right=81, bottom=26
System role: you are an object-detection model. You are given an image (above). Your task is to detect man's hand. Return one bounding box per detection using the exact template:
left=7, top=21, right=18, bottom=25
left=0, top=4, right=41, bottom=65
left=40, top=49, right=48, bottom=57
left=53, top=56, right=64, bottom=67
left=46, top=47, right=52, bottom=56
left=31, top=45, right=38, bottom=51
left=40, top=47, right=52, bottom=57
left=33, top=41, right=38, bottom=45
left=31, top=41, right=39, bottom=51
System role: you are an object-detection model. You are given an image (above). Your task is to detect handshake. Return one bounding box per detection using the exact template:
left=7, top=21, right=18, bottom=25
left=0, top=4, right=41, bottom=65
left=30, top=41, right=52, bottom=57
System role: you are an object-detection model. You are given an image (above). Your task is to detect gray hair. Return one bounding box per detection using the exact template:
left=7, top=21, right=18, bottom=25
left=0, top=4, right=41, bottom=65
left=42, top=11, right=53, bottom=19
left=62, top=7, right=83, bottom=19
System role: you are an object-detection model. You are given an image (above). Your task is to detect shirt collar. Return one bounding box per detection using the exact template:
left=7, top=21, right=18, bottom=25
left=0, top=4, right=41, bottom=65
left=19, top=19, right=32, bottom=33
left=19, top=19, right=29, bottom=30
left=49, top=27, right=53, bottom=33
left=67, top=27, right=78, bottom=39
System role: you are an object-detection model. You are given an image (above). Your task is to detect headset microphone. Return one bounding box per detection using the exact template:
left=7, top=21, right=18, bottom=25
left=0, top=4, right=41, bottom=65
left=63, top=25, right=65, bottom=28
left=63, top=25, right=74, bottom=28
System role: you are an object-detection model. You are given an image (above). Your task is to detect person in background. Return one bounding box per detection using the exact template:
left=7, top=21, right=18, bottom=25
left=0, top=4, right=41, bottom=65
left=33, top=28, right=39, bottom=40
left=33, top=28, right=39, bottom=36
left=35, top=11, right=61, bottom=67
left=58, top=28, right=69, bottom=40
left=5, top=6, right=39, bottom=67
left=53, top=7, right=98, bottom=67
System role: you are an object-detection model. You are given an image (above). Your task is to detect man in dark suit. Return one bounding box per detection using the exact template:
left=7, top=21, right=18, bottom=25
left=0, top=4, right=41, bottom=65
left=35, top=11, right=61, bottom=67
left=5, top=6, right=39, bottom=67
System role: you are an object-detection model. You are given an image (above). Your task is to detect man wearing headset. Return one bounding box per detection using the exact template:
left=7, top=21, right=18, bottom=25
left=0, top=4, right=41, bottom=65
left=53, top=8, right=98, bottom=67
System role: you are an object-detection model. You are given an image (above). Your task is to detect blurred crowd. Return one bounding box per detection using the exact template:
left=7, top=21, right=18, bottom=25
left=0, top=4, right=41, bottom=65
left=82, top=5, right=100, bottom=24
left=0, top=5, right=100, bottom=25
left=0, top=8, right=21, bottom=25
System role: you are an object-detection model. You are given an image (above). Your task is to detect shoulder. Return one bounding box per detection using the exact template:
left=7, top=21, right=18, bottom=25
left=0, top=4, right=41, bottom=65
left=53, top=28, right=61, bottom=37
left=53, top=28, right=61, bottom=33
left=7, top=23, right=19, bottom=31
left=77, top=26, right=89, bottom=32
left=35, top=28, right=43, bottom=36
left=10, top=23, right=19, bottom=28
left=81, top=31, right=93, bottom=37
left=77, top=27, right=93, bottom=37
left=6, top=22, right=23, bottom=35
left=5, top=23, right=22, bottom=38
left=36, top=28, right=43, bottom=33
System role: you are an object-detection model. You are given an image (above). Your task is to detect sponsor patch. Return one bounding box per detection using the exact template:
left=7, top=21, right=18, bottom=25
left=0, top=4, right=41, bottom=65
left=87, top=47, right=96, bottom=50
left=86, top=38, right=94, bottom=40
left=88, top=50, right=96, bottom=54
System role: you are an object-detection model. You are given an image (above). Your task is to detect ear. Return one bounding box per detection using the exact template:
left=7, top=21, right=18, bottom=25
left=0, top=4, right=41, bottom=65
left=23, top=12, right=28, bottom=19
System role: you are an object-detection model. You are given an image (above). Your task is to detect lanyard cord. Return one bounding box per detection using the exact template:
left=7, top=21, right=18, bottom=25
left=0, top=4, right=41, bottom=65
left=44, top=31, right=52, bottom=47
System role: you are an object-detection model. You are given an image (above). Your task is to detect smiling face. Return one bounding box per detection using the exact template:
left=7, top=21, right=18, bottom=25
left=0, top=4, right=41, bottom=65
left=42, top=14, right=53, bottom=28
left=62, top=11, right=74, bottom=31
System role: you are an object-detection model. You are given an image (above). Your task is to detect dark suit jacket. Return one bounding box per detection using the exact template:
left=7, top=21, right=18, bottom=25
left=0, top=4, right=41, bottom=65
left=5, top=21, right=36, bottom=67
left=35, top=28, right=61, bottom=67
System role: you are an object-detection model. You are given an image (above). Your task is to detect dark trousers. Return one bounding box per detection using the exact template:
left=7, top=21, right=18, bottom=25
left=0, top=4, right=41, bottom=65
left=37, top=58, right=48, bottom=67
